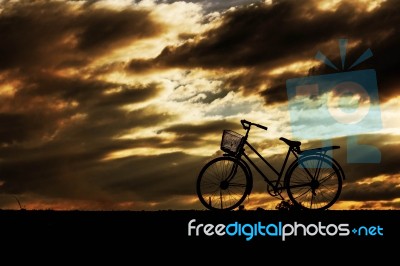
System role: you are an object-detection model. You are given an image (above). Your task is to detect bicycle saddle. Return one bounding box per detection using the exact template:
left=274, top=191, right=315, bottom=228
left=279, top=137, right=301, bottom=147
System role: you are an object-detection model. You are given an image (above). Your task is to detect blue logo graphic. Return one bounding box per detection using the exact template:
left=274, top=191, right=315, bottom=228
left=286, top=39, right=382, bottom=163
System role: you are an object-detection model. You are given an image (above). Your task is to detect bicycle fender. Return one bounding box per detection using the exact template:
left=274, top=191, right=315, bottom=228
left=286, top=154, right=345, bottom=180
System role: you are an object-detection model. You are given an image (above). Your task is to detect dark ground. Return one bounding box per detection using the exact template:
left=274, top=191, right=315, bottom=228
left=0, top=209, right=398, bottom=258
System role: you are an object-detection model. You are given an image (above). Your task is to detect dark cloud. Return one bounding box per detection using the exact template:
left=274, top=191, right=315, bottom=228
left=0, top=113, right=58, bottom=144
left=153, top=0, right=262, bottom=13
left=0, top=147, right=206, bottom=208
left=162, top=119, right=241, bottom=136
left=61, top=106, right=173, bottom=141
left=379, top=201, right=400, bottom=209
left=0, top=77, right=172, bottom=207
left=0, top=118, right=239, bottom=206
left=260, top=73, right=295, bottom=105
left=159, top=119, right=242, bottom=149
left=0, top=71, right=164, bottom=145
left=1, top=127, right=399, bottom=210
left=300, top=134, right=400, bottom=183
left=0, top=1, right=170, bottom=209
left=103, top=152, right=206, bottom=202
left=341, top=181, right=400, bottom=201
left=0, top=0, right=399, bottom=210
left=127, top=1, right=340, bottom=70
left=221, top=69, right=264, bottom=95
left=0, top=0, right=161, bottom=71
left=128, top=0, right=400, bottom=104
left=242, top=134, right=400, bottom=204
left=149, top=2, right=320, bottom=69
left=128, top=59, right=162, bottom=74
left=76, top=8, right=160, bottom=52
left=0, top=130, right=176, bottom=197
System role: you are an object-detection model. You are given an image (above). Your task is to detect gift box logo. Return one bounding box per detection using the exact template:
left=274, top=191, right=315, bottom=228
left=286, top=39, right=382, bottom=163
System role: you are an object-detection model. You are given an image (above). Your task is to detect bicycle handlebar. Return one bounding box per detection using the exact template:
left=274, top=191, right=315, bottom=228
left=241, top=119, right=268, bottom=131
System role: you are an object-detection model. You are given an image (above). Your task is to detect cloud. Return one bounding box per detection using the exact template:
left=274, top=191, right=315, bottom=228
left=0, top=0, right=399, bottom=210
left=300, top=134, right=400, bottom=182
left=152, top=0, right=261, bottom=13
left=0, top=72, right=164, bottom=144
left=0, top=148, right=206, bottom=209
left=0, top=112, right=59, bottom=144
left=128, top=0, right=400, bottom=105
left=75, top=8, right=160, bottom=52
left=162, top=119, right=241, bottom=136
left=0, top=0, right=162, bottom=71
left=341, top=180, right=400, bottom=201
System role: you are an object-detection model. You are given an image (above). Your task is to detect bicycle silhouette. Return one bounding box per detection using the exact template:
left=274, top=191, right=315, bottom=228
left=196, top=120, right=345, bottom=211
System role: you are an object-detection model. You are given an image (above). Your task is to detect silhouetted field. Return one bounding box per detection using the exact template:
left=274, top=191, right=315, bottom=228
left=0, top=209, right=398, bottom=255
left=1, top=209, right=398, bottom=235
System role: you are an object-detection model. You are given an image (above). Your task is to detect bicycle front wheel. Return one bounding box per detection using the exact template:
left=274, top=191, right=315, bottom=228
left=285, top=155, right=342, bottom=210
left=196, top=157, right=251, bottom=211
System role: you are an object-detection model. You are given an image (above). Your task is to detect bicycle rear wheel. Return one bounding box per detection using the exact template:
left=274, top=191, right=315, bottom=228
left=196, top=156, right=251, bottom=211
left=285, top=155, right=342, bottom=210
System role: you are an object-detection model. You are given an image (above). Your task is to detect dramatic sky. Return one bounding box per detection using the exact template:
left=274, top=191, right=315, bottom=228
left=0, top=0, right=399, bottom=210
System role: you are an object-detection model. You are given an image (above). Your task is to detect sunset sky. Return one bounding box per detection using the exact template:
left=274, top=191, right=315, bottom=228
left=0, top=0, right=399, bottom=210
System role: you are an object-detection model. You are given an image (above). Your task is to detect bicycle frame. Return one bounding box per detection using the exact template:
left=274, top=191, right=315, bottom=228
left=225, top=120, right=343, bottom=195
left=197, top=119, right=345, bottom=210
left=239, top=140, right=298, bottom=191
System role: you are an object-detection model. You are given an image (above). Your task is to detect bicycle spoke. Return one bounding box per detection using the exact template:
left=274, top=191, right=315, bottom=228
left=319, top=184, right=337, bottom=195
left=220, top=190, right=223, bottom=209
left=288, top=182, right=312, bottom=188
left=228, top=182, right=247, bottom=187
left=317, top=189, right=331, bottom=203
left=299, top=161, right=315, bottom=180
left=292, top=187, right=312, bottom=200
left=197, top=157, right=249, bottom=210
left=286, top=155, right=342, bottom=210
left=319, top=171, right=336, bottom=184
left=227, top=189, right=240, bottom=206
left=198, top=126, right=344, bottom=212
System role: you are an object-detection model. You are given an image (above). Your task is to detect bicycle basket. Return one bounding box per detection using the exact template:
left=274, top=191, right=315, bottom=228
left=220, top=130, right=244, bottom=155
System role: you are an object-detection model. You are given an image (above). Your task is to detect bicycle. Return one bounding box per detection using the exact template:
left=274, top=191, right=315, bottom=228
left=196, top=120, right=345, bottom=211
